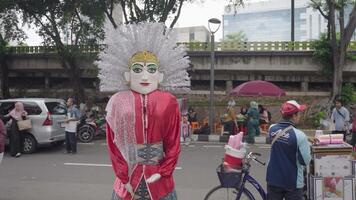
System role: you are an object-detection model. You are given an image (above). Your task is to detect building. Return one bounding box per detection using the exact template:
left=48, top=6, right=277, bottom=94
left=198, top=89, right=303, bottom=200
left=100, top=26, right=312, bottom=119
left=174, top=26, right=210, bottom=43
left=223, top=0, right=327, bottom=41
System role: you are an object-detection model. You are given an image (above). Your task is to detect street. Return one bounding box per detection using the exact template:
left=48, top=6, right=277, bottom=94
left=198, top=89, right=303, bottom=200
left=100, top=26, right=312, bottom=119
left=0, top=139, right=270, bottom=200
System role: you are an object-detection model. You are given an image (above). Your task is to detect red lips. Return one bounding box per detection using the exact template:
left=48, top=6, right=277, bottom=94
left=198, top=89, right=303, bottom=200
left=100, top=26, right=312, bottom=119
left=140, top=83, right=150, bottom=86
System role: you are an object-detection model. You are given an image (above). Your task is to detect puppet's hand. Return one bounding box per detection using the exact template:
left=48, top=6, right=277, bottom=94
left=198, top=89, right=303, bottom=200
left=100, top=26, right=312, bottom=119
left=146, top=173, right=161, bottom=183
left=125, top=183, right=134, bottom=196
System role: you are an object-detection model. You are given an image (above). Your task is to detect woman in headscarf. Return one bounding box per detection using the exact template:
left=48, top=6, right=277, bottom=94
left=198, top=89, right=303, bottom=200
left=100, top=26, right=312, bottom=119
left=246, top=101, right=260, bottom=144
left=5, top=102, right=28, bottom=157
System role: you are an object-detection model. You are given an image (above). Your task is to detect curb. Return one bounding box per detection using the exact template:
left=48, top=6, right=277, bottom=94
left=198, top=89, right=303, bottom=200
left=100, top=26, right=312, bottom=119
left=189, top=129, right=319, bottom=144
left=191, top=134, right=271, bottom=144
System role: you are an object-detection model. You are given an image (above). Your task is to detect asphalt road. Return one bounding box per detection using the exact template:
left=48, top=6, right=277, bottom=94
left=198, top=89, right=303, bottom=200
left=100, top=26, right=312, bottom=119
left=0, top=140, right=270, bottom=200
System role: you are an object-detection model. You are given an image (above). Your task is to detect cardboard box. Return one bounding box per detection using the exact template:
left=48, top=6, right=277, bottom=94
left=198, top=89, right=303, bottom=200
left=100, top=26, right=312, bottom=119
left=309, top=175, right=355, bottom=200
left=314, top=155, right=351, bottom=177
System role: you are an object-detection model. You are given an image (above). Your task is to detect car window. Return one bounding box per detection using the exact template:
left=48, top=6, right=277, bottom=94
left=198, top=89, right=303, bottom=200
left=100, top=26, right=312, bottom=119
left=23, top=102, right=42, bottom=115
left=45, top=102, right=67, bottom=115
left=0, top=102, right=15, bottom=116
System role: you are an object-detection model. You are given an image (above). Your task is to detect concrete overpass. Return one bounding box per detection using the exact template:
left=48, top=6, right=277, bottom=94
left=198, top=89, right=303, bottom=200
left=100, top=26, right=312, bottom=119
left=2, top=43, right=356, bottom=97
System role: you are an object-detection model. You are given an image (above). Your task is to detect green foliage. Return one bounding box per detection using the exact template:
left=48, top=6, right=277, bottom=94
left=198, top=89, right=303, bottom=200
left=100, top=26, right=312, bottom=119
left=341, top=83, right=356, bottom=105
left=221, top=31, right=248, bottom=43
left=119, top=0, right=191, bottom=28
left=0, top=0, right=26, bottom=49
left=17, top=0, right=105, bottom=47
left=311, top=111, right=326, bottom=128
left=311, top=34, right=333, bottom=75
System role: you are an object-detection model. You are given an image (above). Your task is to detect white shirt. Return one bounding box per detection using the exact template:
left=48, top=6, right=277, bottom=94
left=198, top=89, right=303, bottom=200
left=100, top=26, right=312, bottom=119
left=65, top=113, right=78, bottom=133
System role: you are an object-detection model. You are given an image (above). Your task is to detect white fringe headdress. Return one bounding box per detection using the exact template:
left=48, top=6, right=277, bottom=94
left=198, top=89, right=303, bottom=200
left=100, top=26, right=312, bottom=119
left=96, top=22, right=191, bottom=92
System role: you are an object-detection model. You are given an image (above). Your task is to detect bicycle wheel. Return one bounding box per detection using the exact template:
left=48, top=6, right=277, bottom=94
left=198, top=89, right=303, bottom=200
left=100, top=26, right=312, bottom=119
left=204, top=185, right=253, bottom=200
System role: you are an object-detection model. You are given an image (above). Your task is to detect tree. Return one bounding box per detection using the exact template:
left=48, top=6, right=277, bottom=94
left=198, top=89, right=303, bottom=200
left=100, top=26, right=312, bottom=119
left=15, top=0, right=105, bottom=103
left=221, top=31, right=248, bottom=43
left=0, top=0, right=27, bottom=98
left=101, top=0, right=192, bottom=28
left=310, top=0, right=356, bottom=100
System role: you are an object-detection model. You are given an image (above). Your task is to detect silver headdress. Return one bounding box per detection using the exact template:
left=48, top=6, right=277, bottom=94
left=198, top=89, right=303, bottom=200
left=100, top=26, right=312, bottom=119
left=96, top=22, right=191, bottom=92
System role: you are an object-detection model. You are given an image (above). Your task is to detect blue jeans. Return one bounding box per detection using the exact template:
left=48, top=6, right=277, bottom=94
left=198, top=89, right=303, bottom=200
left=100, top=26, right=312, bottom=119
left=267, top=185, right=304, bottom=200
left=65, top=131, right=77, bottom=153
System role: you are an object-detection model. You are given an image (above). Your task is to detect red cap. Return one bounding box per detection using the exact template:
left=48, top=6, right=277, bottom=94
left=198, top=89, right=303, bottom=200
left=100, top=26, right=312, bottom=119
left=280, top=100, right=307, bottom=116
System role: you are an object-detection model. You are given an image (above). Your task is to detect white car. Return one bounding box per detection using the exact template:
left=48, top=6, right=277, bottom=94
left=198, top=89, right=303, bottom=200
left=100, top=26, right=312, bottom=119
left=0, top=98, right=67, bottom=153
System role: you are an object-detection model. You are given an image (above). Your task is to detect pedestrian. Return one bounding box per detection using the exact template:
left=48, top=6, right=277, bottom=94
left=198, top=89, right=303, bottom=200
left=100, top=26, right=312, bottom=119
left=266, top=100, right=311, bottom=200
left=0, top=118, right=6, bottom=163
left=5, top=102, right=27, bottom=157
left=64, top=97, right=81, bottom=154
left=246, top=101, right=260, bottom=144
left=349, top=107, right=356, bottom=148
left=187, top=107, right=198, bottom=123
left=258, top=104, right=269, bottom=124
left=331, top=98, right=350, bottom=140
left=224, top=104, right=237, bottom=135
left=97, top=23, right=189, bottom=200
left=181, top=115, right=191, bottom=144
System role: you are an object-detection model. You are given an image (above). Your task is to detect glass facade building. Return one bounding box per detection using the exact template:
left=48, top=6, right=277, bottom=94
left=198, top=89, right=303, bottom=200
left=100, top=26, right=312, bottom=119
left=222, top=0, right=328, bottom=41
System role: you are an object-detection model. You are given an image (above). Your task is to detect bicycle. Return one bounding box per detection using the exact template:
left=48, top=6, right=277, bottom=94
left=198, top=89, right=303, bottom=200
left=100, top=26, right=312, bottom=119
left=204, top=152, right=267, bottom=200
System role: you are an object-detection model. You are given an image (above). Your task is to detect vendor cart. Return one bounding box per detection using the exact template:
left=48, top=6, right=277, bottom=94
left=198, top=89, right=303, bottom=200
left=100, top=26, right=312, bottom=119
left=307, top=142, right=355, bottom=200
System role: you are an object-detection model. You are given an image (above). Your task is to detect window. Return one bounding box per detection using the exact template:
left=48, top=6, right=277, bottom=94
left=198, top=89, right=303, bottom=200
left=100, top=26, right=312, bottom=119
left=23, top=102, right=42, bottom=115
left=0, top=102, right=15, bottom=116
left=45, top=102, right=67, bottom=115
left=189, top=32, right=195, bottom=41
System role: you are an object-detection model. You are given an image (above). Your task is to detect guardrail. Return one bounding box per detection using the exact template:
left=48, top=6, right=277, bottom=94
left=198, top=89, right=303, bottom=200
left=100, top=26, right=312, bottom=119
left=6, top=45, right=103, bottom=54
left=5, top=41, right=356, bottom=54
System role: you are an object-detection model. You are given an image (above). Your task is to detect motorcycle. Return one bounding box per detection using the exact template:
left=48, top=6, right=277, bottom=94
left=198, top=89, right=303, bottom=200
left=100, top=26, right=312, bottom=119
left=77, top=115, right=106, bottom=143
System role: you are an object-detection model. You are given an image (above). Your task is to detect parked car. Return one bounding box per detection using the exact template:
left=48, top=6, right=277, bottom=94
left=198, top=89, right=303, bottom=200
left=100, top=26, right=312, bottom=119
left=0, top=98, right=67, bottom=154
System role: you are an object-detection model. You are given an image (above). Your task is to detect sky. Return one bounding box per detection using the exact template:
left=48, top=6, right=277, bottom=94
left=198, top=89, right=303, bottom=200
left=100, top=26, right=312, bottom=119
left=23, top=0, right=262, bottom=45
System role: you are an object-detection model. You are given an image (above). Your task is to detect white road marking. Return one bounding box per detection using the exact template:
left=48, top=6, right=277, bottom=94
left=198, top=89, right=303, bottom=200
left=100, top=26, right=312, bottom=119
left=63, top=162, right=183, bottom=170
left=101, top=143, right=107, bottom=146
left=202, top=145, right=223, bottom=148
left=78, top=142, right=95, bottom=145
left=64, top=163, right=111, bottom=167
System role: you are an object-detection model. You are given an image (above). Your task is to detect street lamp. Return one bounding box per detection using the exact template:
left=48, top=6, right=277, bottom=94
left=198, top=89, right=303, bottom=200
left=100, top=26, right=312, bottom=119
left=208, top=18, right=221, bottom=135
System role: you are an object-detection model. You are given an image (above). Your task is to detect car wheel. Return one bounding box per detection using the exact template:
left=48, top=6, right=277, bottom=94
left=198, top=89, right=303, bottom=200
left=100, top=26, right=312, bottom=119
left=22, top=134, right=37, bottom=154
left=77, top=125, right=95, bottom=143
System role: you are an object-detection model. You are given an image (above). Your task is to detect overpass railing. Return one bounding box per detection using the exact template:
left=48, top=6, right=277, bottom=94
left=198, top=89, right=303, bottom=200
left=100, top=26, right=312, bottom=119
left=6, top=41, right=356, bottom=54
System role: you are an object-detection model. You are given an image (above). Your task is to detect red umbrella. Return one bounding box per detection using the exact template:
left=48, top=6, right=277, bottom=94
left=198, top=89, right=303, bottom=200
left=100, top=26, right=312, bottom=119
left=230, top=80, right=286, bottom=97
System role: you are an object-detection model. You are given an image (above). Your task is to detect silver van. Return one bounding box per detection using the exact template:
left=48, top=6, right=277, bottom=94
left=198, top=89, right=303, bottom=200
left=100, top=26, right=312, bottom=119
left=0, top=98, right=67, bottom=153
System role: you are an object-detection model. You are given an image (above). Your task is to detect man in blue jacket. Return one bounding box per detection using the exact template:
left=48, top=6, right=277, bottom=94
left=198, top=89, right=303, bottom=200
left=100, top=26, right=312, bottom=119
left=266, top=100, right=311, bottom=200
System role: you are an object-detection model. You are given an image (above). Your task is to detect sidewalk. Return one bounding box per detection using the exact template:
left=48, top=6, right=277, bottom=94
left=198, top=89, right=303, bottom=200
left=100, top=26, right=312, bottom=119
left=191, top=129, right=325, bottom=144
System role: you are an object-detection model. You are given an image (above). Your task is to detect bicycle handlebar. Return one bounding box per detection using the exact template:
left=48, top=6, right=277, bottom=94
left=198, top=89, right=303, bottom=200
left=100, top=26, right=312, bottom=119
left=253, top=158, right=266, bottom=166
left=245, top=152, right=266, bottom=166
left=252, top=152, right=261, bottom=156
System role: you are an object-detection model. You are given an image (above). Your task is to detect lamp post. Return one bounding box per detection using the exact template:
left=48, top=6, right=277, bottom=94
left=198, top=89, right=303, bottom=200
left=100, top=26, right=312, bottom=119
left=291, top=0, right=295, bottom=42
left=208, top=18, right=221, bottom=135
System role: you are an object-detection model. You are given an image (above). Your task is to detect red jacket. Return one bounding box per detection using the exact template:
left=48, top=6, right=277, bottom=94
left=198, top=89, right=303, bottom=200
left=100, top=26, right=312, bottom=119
left=106, top=90, right=181, bottom=200
left=0, top=120, right=6, bottom=153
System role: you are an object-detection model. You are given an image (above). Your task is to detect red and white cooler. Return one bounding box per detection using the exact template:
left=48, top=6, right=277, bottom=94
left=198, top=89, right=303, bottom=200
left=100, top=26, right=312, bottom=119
left=223, top=145, right=246, bottom=170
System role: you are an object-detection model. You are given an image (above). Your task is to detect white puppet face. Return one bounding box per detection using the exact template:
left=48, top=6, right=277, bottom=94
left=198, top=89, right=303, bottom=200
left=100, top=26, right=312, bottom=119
left=124, top=51, right=163, bottom=94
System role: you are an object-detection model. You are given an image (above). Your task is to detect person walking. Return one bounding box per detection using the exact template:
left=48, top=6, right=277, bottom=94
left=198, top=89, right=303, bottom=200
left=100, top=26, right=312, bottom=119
left=5, top=102, right=27, bottom=157
left=0, top=118, right=6, bottom=163
left=331, top=98, right=350, bottom=140
left=246, top=101, right=260, bottom=144
left=64, top=98, right=81, bottom=154
left=266, top=100, right=311, bottom=200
